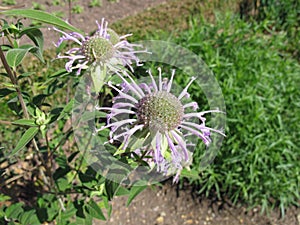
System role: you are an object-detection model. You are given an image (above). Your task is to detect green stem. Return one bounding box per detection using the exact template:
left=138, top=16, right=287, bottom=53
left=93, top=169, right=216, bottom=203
left=0, top=48, right=29, bottom=118
left=0, top=47, right=66, bottom=211
left=0, top=120, right=11, bottom=125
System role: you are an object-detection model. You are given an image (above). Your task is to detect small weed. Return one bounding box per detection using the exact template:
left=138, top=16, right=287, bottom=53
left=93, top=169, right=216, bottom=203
left=71, top=5, right=84, bottom=14
left=2, top=0, right=16, bottom=5
left=52, top=0, right=64, bottom=6
left=31, top=2, right=46, bottom=10
left=89, top=0, right=102, bottom=7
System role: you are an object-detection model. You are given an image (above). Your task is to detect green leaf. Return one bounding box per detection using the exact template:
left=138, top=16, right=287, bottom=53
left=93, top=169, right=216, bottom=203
left=6, top=45, right=44, bottom=68
left=5, top=202, right=24, bottom=219
left=180, top=168, right=200, bottom=180
left=32, top=94, right=48, bottom=106
left=12, top=119, right=37, bottom=127
left=20, top=210, right=38, bottom=225
left=18, top=72, right=35, bottom=80
left=20, top=27, right=44, bottom=50
left=57, top=99, right=74, bottom=120
left=115, top=186, right=130, bottom=196
left=68, top=151, right=79, bottom=163
left=11, top=127, right=39, bottom=155
left=105, top=180, right=120, bottom=201
left=56, top=178, right=69, bottom=191
left=0, top=88, right=15, bottom=98
left=0, top=72, right=9, bottom=78
left=126, top=185, right=148, bottom=206
left=49, top=68, right=69, bottom=78
left=1, top=9, right=82, bottom=33
left=58, top=202, right=77, bottom=223
left=85, top=200, right=106, bottom=221
left=55, top=155, right=68, bottom=168
left=1, top=82, right=16, bottom=88
left=23, top=44, right=44, bottom=63
left=6, top=48, right=27, bottom=68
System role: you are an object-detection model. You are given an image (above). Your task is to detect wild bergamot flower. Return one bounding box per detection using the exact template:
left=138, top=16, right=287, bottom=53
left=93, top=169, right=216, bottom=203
left=96, top=68, right=225, bottom=182
left=53, top=18, right=145, bottom=75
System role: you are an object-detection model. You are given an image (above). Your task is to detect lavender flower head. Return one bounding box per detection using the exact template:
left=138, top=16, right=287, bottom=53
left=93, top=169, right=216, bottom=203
left=96, top=68, right=225, bottom=183
left=54, top=18, right=145, bottom=75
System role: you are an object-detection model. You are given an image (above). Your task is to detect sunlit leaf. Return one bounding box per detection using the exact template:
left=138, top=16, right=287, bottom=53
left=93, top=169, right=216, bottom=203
left=20, top=27, right=44, bottom=50
left=1, top=9, right=82, bottom=33
left=85, top=200, right=106, bottom=221
left=11, top=127, right=39, bottom=155
left=126, top=185, right=147, bottom=206
left=12, top=119, right=37, bottom=127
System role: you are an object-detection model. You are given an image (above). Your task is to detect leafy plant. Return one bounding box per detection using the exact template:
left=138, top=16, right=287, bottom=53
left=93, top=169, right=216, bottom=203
left=52, top=0, right=64, bottom=6
left=2, top=0, right=16, bottom=6
left=31, top=2, right=46, bottom=11
left=71, top=5, right=84, bottom=14
left=89, top=0, right=102, bottom=7
left=175, top=13, right=300, bottom=216
left=0, top=9, right=150, bottom=224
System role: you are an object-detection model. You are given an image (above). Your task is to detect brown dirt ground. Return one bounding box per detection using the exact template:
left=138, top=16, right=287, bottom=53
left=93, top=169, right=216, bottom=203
left=95, top=180, right=300, bottom=225
left=12, top=0, right=169, bottom=48
left=2, top=0, right=300, bottom=225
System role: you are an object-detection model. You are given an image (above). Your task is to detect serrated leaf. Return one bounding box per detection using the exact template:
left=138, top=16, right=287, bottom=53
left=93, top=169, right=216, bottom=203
left=126, top=185, right=147, bottom=206
left=12, top=119, right=37, bottom=127
left=85, top=200, right=106, bottom=221
left=1, top=9, right=82, bottom=33
left=11, top=127, right=39, bottom=155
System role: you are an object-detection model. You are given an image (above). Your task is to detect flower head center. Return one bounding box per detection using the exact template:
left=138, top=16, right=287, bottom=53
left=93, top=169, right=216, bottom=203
left=82, top=35, right=114, bottom=62
left=136, top=91, right=184, bottom=133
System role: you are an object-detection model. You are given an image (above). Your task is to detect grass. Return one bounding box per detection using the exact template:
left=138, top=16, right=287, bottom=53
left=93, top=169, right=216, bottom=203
left=173, top=13, right=300, bottom=215
left=112, top=0, right=239, bottom=40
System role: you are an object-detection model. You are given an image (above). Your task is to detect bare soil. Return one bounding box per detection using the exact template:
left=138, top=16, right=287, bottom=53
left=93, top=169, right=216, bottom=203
left=15, top=0, right=169, bottom=48
left=96, top=180, right=299, bottom=225
left=3, top=1, right=300, bottom=224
